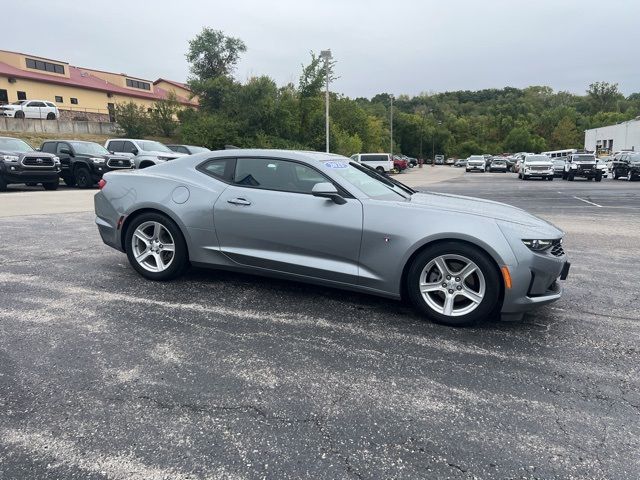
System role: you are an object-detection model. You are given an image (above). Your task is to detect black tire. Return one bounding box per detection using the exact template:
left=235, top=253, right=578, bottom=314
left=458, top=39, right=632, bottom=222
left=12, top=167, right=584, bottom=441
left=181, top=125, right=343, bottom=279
left=25, top=182, right=38, bottom=186
left=42, top=181, right=59, bottom=191
left=548, top=176, right=554, bottom=181
left=14, top=110, right=24, bottom=119
left=125, top=212, right=189, bottom=281
left=562, top=171, right=567, bottom=180
left=62, top=175, right=77, bottom=187
left=568, top=173, right=574, bottom=181
left=595, top=174, right=602, bottom=182
left=406, top=241, right=501, bottom=327
left=46, top=112, right=56, bottom=120
left=74, top=166, right=93, bottom=188
left=0, top=176, right=7, bottom=192
left=375, top=166, right=384, bottom=174
left=613, top=170, right=619, bottom=180
left=139, top=162, right=155, bottom=169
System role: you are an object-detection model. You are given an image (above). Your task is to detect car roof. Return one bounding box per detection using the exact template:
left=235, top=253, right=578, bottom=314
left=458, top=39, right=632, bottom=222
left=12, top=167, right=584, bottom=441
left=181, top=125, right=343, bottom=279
left=189, top=148, right=348, bottom=165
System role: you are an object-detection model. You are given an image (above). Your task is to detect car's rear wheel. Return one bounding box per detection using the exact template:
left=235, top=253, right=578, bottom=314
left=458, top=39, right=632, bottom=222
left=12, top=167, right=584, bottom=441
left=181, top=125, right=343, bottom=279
left=407, top=242, right=501, bottom=327
left=125, top=213, right=189, bottom=281
left=74, top=166, right=93, bottom=188
left=46, top=112, right=56, bottom=120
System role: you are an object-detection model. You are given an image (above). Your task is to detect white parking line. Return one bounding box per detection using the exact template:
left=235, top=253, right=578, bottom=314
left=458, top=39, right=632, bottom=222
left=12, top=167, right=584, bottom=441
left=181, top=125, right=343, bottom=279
left=572, top=196, right=603, bottom=207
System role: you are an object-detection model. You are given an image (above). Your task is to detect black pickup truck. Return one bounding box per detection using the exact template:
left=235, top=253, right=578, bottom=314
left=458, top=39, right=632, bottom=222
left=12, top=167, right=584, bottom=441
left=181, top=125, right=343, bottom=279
left=40, top=140, right=133, bottom=188
left=0, top=137, right=60, bottom=191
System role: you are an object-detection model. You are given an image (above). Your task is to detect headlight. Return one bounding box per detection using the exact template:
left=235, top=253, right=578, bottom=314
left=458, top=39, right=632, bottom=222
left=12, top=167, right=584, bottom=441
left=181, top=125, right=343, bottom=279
left=570, top=164, right=577, bottom=169
left=52, top=156, right=60, bottom=165
left=522, top=239, right=554, bottom=252
left=2, top=155, right=19, bottom=163
left=90, top=157, right=105, bottom=164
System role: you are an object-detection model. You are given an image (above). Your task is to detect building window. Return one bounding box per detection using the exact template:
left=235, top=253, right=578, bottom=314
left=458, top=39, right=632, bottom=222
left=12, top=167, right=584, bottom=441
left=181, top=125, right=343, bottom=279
left=17, top=91, right=27, bottom=100
left=25, top=58, right=65, bottom=75
left=70, top=97, right=78, bottom=105
left=126, top=78, right=151, bottom=90
left=55, top=96, right=63, bottom=103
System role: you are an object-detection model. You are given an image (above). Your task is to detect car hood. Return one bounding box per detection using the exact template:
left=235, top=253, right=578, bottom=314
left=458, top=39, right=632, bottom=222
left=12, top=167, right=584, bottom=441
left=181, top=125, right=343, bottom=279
left=0, top=105, right=19, bottom=110
left=407, top=192, right=562, bottom=232
left=0, top=149, right=55, bottom=158
left=524, top=160, right=552, bottom=166
left=148, top=150, right=187, bottom=158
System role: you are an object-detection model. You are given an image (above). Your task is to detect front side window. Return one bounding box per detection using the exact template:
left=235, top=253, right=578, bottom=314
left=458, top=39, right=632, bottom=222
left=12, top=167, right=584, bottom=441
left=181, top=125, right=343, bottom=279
left=122, top=141, right=138, bottom=154
left=360, top=154, right=388, bottom=163
left=40, top=142, right=57, bottom=153
left=56, top=143, right=71, bottom=154
left=233, top=158, right=332, bottom=194
left=107, top=140, right=124, bottom=152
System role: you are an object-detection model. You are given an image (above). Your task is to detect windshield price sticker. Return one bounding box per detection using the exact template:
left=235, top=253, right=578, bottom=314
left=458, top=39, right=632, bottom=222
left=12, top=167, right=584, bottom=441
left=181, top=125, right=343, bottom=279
left=324, top=161, right=348, bottom=169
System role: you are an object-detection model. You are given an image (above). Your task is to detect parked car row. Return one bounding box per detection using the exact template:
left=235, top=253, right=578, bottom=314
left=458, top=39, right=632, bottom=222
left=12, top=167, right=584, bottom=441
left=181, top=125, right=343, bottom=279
left=0, top=135, right=210, bottom=191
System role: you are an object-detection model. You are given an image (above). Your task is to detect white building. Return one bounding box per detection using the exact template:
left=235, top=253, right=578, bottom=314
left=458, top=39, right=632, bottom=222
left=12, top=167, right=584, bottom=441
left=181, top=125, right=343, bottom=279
left=584, top=117, right=640, bottom=153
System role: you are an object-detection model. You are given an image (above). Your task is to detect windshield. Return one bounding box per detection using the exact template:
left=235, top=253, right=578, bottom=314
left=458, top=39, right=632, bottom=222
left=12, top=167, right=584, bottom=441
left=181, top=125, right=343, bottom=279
left=137, top=140, right=172, bottom=152
left=573, top=155, right=595, bottom=162
left=525, top=155, right=550, bottom=162
left=0, top=137, right=33, bottom=152
left=69, top=141, right=109, bottom=156
left=468, top=156, right=484, bottom=161
left=320, top=160, right=411, bottom=200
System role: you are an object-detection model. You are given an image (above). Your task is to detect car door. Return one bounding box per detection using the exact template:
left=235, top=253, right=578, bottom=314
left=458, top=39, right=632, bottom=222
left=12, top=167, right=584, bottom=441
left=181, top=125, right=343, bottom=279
left=56, top=142, right=73, bottom=173
left=23, top=101, right=39, bottom=119
left=213, top=157, right=363, bottom=284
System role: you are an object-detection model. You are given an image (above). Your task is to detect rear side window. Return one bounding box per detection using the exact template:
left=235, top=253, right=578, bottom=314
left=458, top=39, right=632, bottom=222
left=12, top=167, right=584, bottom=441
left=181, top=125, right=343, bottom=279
left=360, top=154, right=388, bottom=162
left=198, top=158, right=235, bottom=182
left=41, top=142, right=56, bottom=153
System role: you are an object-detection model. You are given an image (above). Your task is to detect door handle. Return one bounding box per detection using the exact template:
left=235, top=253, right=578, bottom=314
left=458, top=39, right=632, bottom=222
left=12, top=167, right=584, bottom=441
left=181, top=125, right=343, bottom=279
left=227, top=197, right=251, bottom=206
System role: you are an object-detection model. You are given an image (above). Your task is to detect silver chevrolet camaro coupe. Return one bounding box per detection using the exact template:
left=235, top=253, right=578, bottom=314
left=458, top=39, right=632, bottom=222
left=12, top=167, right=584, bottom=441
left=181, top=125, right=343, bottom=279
left=94, top=149, right=570, bottom=327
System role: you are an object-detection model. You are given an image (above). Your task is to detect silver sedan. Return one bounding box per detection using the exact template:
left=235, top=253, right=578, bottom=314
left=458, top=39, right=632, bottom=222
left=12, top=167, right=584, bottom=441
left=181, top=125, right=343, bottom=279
left=94, top=149, right=570, bottom=327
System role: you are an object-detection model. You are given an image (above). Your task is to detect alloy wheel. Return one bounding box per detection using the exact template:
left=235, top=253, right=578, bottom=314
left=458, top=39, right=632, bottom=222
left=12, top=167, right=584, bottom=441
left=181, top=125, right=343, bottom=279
left=419, top=254, right=486, bottom=317
left=131, top=221, right=176, bottom=273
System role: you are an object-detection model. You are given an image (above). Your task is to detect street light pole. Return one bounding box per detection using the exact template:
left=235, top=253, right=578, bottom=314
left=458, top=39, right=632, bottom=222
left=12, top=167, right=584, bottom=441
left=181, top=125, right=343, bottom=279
left=320, top=49, right=332, bottom=153
left=390, top=95, right=394, bottom=156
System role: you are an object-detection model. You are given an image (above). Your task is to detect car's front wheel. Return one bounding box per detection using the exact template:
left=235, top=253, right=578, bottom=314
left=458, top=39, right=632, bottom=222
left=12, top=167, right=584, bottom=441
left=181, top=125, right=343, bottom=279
left=42, top=181, right=59, bottom=190
left=74, top=166, right=93, bottom=188
left=407, top=242, right=501, bottom=327
left=125, top=213, right=189, bottom=280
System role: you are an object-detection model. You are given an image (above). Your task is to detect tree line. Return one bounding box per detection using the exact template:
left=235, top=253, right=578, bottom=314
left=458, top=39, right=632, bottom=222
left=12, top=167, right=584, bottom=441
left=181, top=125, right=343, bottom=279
left=116, top=28, right=640, bottom=158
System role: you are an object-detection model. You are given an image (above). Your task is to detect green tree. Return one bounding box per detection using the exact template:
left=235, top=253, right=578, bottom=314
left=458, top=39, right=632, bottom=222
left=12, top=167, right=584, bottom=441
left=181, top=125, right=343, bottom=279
left=587, top=82, right=624, bottom=113
left=186, top=28, right=246, bottom=81
left=115, top=102, right=150, bottom=137
left=150, top=92, right=180, bottom=137
left=550, top=116, right=582, bottom=149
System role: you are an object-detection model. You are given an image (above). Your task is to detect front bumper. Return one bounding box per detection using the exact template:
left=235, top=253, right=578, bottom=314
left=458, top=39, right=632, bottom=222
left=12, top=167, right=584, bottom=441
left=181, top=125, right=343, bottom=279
left=502, top=247, right=568, bottom=315
left=0, top=110, right=17, bottom=117
left=1, top=167, right=60, bottom=184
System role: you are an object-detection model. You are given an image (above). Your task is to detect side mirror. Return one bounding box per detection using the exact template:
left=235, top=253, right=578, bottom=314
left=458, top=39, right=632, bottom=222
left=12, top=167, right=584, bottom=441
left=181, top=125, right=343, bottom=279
left=59, top=148, right=72, bottom=155
left=131, top=149, right=139, bottom=155
left=312, top=182, right=346, bottom=205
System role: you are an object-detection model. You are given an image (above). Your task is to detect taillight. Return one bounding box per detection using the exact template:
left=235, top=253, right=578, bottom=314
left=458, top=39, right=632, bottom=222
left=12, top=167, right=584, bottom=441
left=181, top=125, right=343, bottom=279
left=98, top=179, right=107, bottom=190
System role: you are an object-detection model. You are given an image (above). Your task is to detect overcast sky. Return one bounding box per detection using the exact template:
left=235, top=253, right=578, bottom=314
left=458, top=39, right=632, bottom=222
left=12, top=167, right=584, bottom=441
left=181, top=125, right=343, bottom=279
left=5, top=0, right=640, bottom=97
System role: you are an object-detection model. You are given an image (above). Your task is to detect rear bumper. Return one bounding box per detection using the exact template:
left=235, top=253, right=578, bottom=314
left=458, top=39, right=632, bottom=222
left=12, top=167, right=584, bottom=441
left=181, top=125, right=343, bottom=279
left=94, top=192, right=125, bottom=252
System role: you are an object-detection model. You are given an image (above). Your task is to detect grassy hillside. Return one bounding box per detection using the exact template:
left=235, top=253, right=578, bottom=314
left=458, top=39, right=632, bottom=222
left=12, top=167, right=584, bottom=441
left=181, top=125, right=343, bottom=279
left=0, top=131, right=174, bottom=148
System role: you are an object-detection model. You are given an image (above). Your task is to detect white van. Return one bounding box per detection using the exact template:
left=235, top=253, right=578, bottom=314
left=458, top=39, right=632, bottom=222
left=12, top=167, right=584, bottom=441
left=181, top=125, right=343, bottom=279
left=350, top=153, right=394, bottom=173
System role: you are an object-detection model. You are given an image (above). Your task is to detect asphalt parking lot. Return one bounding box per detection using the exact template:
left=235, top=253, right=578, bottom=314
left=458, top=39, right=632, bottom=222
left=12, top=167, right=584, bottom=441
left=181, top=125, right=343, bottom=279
left=1, top=169, right=639, bottom=479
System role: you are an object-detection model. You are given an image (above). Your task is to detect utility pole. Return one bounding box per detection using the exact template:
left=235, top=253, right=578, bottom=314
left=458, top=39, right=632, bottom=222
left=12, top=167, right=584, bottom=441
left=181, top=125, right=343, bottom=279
left=390, top=95, right=394, bottom=156
left=320, top=50, right=332, bottom=153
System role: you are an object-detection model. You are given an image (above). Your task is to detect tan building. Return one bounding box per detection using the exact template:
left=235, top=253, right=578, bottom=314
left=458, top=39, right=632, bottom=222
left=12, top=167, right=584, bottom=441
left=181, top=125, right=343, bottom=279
left=0, top=49, right=197, bottom=122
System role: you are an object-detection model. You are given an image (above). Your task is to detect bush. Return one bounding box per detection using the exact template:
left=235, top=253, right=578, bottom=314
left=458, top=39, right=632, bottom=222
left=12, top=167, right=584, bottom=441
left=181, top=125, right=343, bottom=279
left=115, top=102, right=150, bottom=137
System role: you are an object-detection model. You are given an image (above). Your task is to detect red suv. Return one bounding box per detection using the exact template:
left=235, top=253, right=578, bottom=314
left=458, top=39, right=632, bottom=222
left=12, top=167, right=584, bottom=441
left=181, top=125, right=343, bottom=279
left=393, top=155, right=408, bottom=171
